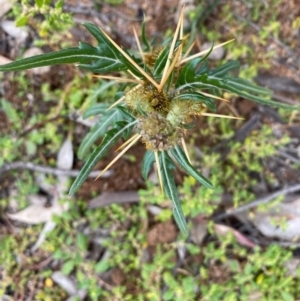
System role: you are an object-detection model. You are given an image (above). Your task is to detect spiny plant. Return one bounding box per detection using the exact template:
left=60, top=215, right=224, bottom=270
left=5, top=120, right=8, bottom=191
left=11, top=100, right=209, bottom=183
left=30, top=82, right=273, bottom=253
left=1, top=8, right=299, bottom=235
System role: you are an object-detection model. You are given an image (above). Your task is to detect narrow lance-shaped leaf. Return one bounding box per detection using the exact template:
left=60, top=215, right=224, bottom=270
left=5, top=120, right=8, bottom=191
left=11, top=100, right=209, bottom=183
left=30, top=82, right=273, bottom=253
left=0, top=23, right=130, bottom=73
left=195, top=74, right=300, bottom=110
left=115, top=106, right=136, bottom=122
left=81, top=23, right=131, bottom=71
left=82, top=103, right=110, bottom=119
left=141, top=20, right=151, bottom=52
left=170, top=145, right=214, bottom=189
left=176, top=43, right=214, bottom=88
left=208, top=60, right=240, bottom=77
left=159, top=151, right=189, bottom=236
left=78, top=44, right=127, bottom=73
left=78, top=109, right=122, bottom=159
left=225, top=77, right=271, bottom=95
left=69, top=120, right=137, bottom=195
left=153, top=45, right=171, bottom=77
left=153, top=41, right=181, bottom=78
left=176, top=57, right=202, bottom=88
left=114, top=120, right=135, bottom=140
left=141, top=151, right=155, bottom=180
left=196, top=61, right=209, bottom=76
left=0, top=46, right=96, bottom=72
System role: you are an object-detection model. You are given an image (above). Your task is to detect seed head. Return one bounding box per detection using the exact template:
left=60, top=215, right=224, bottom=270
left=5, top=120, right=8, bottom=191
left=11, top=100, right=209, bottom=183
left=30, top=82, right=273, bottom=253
left=137, top=113, right=183, bottom=151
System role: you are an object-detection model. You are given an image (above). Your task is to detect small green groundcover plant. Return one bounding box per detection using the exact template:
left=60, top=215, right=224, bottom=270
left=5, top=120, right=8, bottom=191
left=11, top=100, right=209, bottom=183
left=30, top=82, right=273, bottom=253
left=1, top=8, right=299, bottom=234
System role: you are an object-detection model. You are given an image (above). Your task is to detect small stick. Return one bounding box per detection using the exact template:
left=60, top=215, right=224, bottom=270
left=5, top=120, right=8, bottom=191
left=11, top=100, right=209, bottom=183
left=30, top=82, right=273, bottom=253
left=0, top=161, right=113, bottom=178
left=115, top=133, right=140, bottom=152
left=214, top=183, right=300, bottom=220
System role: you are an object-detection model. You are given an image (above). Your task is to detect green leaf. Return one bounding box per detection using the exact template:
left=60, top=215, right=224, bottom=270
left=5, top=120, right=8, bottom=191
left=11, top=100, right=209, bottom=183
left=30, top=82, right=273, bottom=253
left=83, top=23, right=142, bottom=76
left=69, top=120, right=137, bottom=195
left=55, top=0, right=64, bottom=9
left=153, top=45, right=170, bottom=77
left=153, top=41, right=181, bottom=78
left=114, top=120, right=134, bottom=140
left=209, top=60, right=240, bottom=77
left=159, top=151, right=188, bottom=236
left=78, top=43, right=127, bottom=73
left=181, top=123, right=195, bottom=129
left=141, top=151, right=155, bottom=180
left=0, top=21, right=143, bottom=77
left=82, top=23, right=127, bottom=69
left=195, top=74, right=300, bottom=110
left=15, top=15, right=28, bottom=27
left=163, top=291, right=174, bottom=300
left=196, top=61, right=209, bottom=75
left=95, top=260, right=110, bottom=273
left=141, top=21, right=151, bottom=52
left=76, top=233, right=88, bottom=252
left=176, top=58, right=202, bottom=88
left=61, top=260, right=75, bottom=275
left=225, top=77, right=271, bottom=95
left=115, top=106, right=136, bottom=122
left=0, top=25, right=128, bottom=73
left=170, top=145, right=214, bottom=189
left=176, top=45, right=213, bottom=88
left=78, top=109, right=122, bottom=159
left=0, top=46, right=101, bottom=72
left=1, top=98, right=19, bottom=123
left=173, top=91, right=216, bottom=111
left=82, top=103, right=110, bottom=119
left=35, top=0, right=43, bottom=8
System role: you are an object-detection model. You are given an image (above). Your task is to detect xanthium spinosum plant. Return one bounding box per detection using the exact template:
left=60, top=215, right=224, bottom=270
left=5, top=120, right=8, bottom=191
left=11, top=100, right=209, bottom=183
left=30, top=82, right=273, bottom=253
left=1, top=8, right=299, bottom=235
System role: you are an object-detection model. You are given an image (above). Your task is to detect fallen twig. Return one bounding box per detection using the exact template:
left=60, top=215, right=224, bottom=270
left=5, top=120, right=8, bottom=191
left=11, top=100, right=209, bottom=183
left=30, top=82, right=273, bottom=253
left=0, top=161, right=113, bottom=178
left=214, top=183, right=300, bottom=220
left=278, top=150, right=300, bottom=165
left=88, top=191, right=139, bottom=209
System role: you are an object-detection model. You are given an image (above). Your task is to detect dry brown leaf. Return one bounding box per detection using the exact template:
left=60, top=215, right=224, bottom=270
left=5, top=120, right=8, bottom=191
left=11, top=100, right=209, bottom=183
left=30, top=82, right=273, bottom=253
left=214, top=224, right=256, bottom=248
left=0, top=55, right=12, bottom=65
left=1, top=20, right=28, bottom=42
left=251, top=196, right=300, bottom=241
left=7, top=198, right=67, bottom=224
left=190, top=220, right=207, bottom=245
left=57, top=137, right=74, bottom=170
left=0, top=0, right=16, bottom=18
left=56, top=137, right=74, bottom=194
